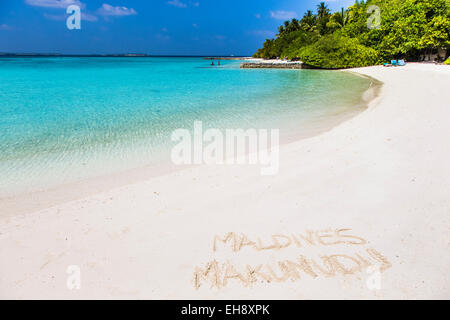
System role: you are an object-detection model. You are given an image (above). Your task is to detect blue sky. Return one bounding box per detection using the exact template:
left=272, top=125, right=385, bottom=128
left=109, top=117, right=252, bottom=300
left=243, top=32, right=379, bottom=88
left=0, top=0, right=355, bottom=55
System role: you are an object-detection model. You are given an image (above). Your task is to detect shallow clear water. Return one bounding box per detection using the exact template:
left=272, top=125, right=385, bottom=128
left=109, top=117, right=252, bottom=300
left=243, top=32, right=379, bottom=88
left=0, top=57, right=372, bottom=196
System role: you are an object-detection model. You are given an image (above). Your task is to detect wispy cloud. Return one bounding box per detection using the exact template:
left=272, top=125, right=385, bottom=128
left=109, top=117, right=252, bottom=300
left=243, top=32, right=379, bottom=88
left=97, top=4, right=137, bottom=16
left=167, top=0, right=187, bottom=8
left=82, top=13, right=98, bottom=22
left=26, top=0, right=99, bottom=22
left=43, top=12, right=98, bottom=22
left=34, top=2, right=136, bottom=22
left=43, top=13, right=65, bottom=20
left=0, top=24, right=12, bottom=30
left=25, top=0, right=85, bottom=9
left=167, top=0, right=200, bottom=8
left=255, top=13, right=261, bottom=19
left=270, top=10, right=297, bottom=20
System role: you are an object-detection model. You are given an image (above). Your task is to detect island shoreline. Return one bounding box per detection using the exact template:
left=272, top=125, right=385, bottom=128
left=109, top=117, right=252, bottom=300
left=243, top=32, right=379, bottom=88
left=1, top=63, right=449, bottom=299
left=0, top=70, right=381, bottom=219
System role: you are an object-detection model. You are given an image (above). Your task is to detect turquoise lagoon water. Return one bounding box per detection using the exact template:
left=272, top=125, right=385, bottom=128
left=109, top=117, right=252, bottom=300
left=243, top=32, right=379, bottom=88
left=0, top=57, right=373, bottom=196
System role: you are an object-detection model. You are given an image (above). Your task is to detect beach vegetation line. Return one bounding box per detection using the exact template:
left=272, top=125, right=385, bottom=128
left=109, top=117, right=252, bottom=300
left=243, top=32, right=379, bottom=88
left=253, top=0, right=450, bottom=68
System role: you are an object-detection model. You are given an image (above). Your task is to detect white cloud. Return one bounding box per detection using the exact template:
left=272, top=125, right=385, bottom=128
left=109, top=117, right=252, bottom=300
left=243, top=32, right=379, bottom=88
left=270, top=10, right=297, bottom=20
left=26, top=0, right=98, bottom=22
left=25, top=0, right=85, bottom=9
left=167, top=0, right=187, bottom=8
left=97, top=4, right=137, bottom=16
left=167, top=0, right=200, bottom=8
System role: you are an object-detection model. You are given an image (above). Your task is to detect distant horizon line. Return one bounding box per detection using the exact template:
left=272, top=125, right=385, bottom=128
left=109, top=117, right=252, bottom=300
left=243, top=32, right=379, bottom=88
left=0, top=53, right=252, bottom=58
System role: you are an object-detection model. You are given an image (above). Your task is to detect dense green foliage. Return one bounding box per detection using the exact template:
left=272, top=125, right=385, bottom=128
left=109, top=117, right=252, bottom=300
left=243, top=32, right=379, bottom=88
left=255, top=30, right=319, bottom=60
left=445, top=57, right=450, bottom=64
left=297, top=33, right=380, bottom=68
left=254, top=0, right=450, bottom=68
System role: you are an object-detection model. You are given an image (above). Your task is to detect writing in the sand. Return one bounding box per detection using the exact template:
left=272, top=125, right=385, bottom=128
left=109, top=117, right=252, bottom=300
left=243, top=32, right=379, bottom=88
left=192, top=228, right=392, bottom=290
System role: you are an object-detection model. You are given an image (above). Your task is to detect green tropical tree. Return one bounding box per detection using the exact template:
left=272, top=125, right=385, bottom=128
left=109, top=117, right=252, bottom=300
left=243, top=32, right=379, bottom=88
left=300, top=10, right=317, bottom=31
left=298, top=33, right=380, bottom=68
left=317, top=2, right=330, bottom=20
left=254, top=0, right=450, bottom=66
left=316, top=2, right=332, bottom=34
left=327, top=8, right=350, bottom=32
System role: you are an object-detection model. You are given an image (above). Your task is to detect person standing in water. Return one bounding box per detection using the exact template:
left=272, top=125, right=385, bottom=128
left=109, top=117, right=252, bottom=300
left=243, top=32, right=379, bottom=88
left=211, top=60, right=215, bottom=66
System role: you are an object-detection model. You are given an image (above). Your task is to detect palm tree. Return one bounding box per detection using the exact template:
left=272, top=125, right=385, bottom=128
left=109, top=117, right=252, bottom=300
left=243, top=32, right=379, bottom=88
left=277, top=21, right=290, bottom=36
left=326, top=7, right=350, bottom=32
left=301, top=10, right=317, bottom=31
left=289, top=18, right=300, bottom=32
left=335, top=8, right=349, bottom=28
left=317, top=2, right=330, bottom=20
left=278, top=19, right=301, bottom=36
left=316, top=2, right=331, bottom=34
left=304, top=10, right=314, bottom=19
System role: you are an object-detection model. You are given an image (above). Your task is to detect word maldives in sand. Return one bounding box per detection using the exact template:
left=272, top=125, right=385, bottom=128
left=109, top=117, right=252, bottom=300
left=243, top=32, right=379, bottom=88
left=193, top=229, right=392, bottom=290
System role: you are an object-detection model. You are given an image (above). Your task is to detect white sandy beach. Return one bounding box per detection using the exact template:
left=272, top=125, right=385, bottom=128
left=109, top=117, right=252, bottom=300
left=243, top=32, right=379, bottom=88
left=0, top=63, right=449, bottom=299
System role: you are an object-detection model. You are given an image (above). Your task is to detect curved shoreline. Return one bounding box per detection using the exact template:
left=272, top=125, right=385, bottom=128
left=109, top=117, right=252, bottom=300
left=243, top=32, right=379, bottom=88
left=0, top=71, right=378, bottom=218
left=1, top=63, right=449, bottom=299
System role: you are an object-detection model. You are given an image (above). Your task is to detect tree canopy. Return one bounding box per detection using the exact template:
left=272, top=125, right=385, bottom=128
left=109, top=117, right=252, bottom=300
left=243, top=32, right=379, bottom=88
left=253, top=0, right=450, bottom=68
